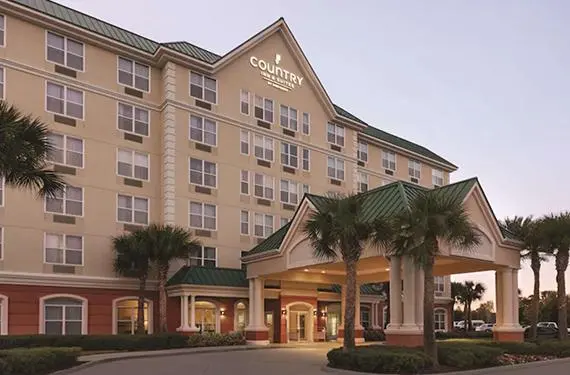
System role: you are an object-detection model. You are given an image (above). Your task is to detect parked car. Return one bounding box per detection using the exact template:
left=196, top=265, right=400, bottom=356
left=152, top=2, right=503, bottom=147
left=536, top=322, right=570, bottom=333
left=524, top=325, right=558, bottom=339
left=475, top=323, right=494, bottom=332
left=456, top=320, right=486, bottom=330
left=453, top=321, right=462, bottom=329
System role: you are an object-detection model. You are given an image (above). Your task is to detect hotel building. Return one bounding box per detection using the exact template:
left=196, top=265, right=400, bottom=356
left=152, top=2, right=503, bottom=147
left=0, top=0, right=524, bottom=345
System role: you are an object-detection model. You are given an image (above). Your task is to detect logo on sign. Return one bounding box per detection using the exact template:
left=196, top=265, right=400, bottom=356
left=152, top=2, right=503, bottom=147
left=249, top=54, right=304, bottom=92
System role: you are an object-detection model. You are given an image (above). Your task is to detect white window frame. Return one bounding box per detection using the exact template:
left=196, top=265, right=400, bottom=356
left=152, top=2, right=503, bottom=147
left=117, top=194, right=149, bottom=225
left=357, top=172, right=369, bottom=193
left=0, top=14, right=5, bottom=48
left=357, top=141, right=368, bottom=162
left=0, top=66, right=5, bottom=100
left=39, top=294, right=88, bottom=335
left=117, top=102, right=150, bottom=137
left=279, top=104, right=298, bottom=131
left=240, top=89, right=250, bottom=115
left=47, top=132, right=84, bottom=169
left=280, top=179, right=298, bottom=205
left=302, top=148, right=310, bottom=171
left=189, top=114, right=217, bottom=147
left=190, top=71, right=218, bottom=104
left=240, top=210, right=249, bottom=235
left=432, top=169, right=444, bottom=187
left=280, top=217, right=290, bottom=227
left=0, top=226, right=3, bottom=261
left=45, top=31, right=84, bottom=72
left=300, top=184, right=310, bottom=197
left=43, top=233, right=84, bottom=266
left=302, top=112, right=310, bottom=135
left=280, top=142, right=298, bottom=169
left=0, top=177, right=4, bottom=207
left=327, top=156, right=345, bottom=181
left=189, top=158, right=217, bottom=188
left=382, top=150, right=396, bottom=171
left=189, top=202, right=217, bottom=231
left=254, top=134, right=274, bottom=162
left=189, top=245, right=217, bottom=267
left=0, top=293, right=8, bottom=335
left=408, top=159, right=421, bottom=179
left=44, top=185, right=84, bottom=217
left=117, top=148, right=150, bottom=181
left=253, top=173, right=274, bottom=200
left=435, top=276, right=445, bottom=296
left=434, top=308, right=447, bottom=332
left=240, top=130, right=250, bottom=155
left=240, top=170, right=250, bottom=196
left=254, top=95, right=274, bottom=123
left=327, top=123, right=345, bottom=147
left=45, top=81, right=84, bottom=120
left=117, top=56, right=150, bottom=92
left=254, top=213, right=274, bottom=238
left=112, top=297, right=153, bottom=335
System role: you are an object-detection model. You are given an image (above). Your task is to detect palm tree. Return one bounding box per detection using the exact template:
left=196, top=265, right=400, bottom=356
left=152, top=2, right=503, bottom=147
left=112, top=230, right=151, bottom=334
left=303, top=193, right=393, bottom=350
left=451, top=281, right=466, bottom=327
left=0, top=101, right=64, bottom=197
left=540, top=212, right=570, bottom=339
left=142, top=224, right=201, bottom=333
left=502, top=216, right=547, bottom=340
left=390, top=193, right=480, bottom=365
left=458, top=281, right=486, bottom=330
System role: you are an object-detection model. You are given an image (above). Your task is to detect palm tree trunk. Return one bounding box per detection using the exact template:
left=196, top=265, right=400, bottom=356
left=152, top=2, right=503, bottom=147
left=467, top=301, right=472, bottom=331
left=136, top=275, right=147, bottom=335
left=463, top=303, right=468, bottom=331
left=158, top=264, right=169, bottom=333
left=343, top=258, right=357, bottom=351
left=423, top=255, right=438, bottom=366
left=530, top=252, right=541, bottom=340
left=555, top=251, right=568, bottom=340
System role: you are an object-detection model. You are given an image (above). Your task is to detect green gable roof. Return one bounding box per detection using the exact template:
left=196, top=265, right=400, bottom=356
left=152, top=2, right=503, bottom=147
left=167, top=266, right=248, bottom=288
left=318, top=284, right=384, bottom=296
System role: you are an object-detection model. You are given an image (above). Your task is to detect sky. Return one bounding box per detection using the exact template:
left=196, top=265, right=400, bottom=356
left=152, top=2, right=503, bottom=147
left=57, top=0, right=570, bottom=305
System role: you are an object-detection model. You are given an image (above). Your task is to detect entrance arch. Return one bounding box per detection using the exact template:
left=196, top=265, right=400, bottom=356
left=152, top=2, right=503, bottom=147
left=286, top=302, right=314, bottom=343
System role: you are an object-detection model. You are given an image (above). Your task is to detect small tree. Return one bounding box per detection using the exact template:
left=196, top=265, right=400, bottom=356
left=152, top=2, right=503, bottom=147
left=459, top=281, right=486, bottom=330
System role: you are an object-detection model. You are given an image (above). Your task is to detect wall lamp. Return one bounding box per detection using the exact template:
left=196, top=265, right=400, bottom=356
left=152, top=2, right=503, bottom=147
left=281, top=308, right=287, bottom=316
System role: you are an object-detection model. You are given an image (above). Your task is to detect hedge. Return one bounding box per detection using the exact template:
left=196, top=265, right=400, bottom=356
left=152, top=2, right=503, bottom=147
left=435, top=330, right=493, bottom=340
left=327, top=346, right=432, bottom=374
left=363, top=329, right=386, bottom=342
left=0, top=347, right=80, bottom=375
left=187, top=332, right=245, bottom=347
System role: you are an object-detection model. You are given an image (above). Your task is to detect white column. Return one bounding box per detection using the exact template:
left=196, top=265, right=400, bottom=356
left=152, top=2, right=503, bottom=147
left=512, top=269, right=520, bottom=326
left=247, top=279, right=254, bottom=329
left=249, top=278, right=266, bottom=330
left=387, top=257, right=402, bottom=329
left=176, top=295, right=191, bottom=331
left=355, top=285, right=362, bottom=329
left=402, top=257, right=417, bottom=329
left=501, top=268, right=514, bottom=327
left=495, top=271, right=503, bottom=326
left=189, top=295, right=197, bottom=330
left=415, top=268, right=424, bottom=330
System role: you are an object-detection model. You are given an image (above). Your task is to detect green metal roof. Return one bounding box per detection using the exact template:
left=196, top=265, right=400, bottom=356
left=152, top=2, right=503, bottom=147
left=318, top=284, right=384, bottom=296
left=161, top=41, right=221, bottom=64
left=167, top=266, right=248, bottom=288
left=247, top=222, right=291, bottom=256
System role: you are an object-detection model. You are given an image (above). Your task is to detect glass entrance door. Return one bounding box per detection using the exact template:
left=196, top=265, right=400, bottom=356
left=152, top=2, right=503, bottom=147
left=299, top=313, right=307, bottom=340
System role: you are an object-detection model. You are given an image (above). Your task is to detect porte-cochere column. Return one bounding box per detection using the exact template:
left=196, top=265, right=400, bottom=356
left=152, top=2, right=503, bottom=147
left=494, top=268, right=524, bottom=342
left=245, top=278, right=269, bottom=345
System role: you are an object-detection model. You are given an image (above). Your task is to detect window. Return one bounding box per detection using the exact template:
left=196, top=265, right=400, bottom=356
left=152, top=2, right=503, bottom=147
left=434, top=309, right=447, bottom=331
left=382, top=150, right=396, bottom=171
left=300, top=184, right=310, bottom=196
left=240, top=130, right=250, bottom=155
left=254, top=213, right=274, bottom=238
left=435, top=276, right=445, bottom=296
left=45, top=185, right=83, bottom=216
left=118, top=102, right=149, bottom=136
left=240, top=210, right=249, bottom=235
left=47, top=133, right=83, bottom=168
left=189, top=158, right=217, bottom=188
left=408, top=159, right=421, bottom=179
left=302, top=112, right=310, bottom=135
left=0, top=178, right=3, bottom=206
left=280, top=142, right=298, bottom=168
left=240, top=170, right=249, bottom=195
left=235, top=302, right=248, bottom=332
left=117, top=194, right=149, bottom=225
left=46, top=82, right=84, bottom=119
left=189, top=202, right=217, bottom=230
left=0, top=15, right=4, bottom=47
left=240, top=90, right=250, bottom=115
left=280, top=180, right=298, bottom=205
left=189, top=115, right=217, bottom=146
left=327, top=123, right=345, bottom=147
left=254, top=95, right=273, bottom=123
left=0, top=293, right=6, bottom=335
left=358, top=141, right=368, bottom=162
left=280, top=217, right=290, bottom=227
left=46, top=31, right=84, bottom=71
left=190, top=72, right=217, bottom=104
left=327, top=156, right=345, bottom=180
left=118, top=57, right=150, bottom=92
left=361, top=307, right=370, bottom=329
left=115, top=298, right=151, bottom=334
left=189, top=245, right=217, bottom=267
left=0, top=227, right=3, bottom=260
left=254, top=173, right=274, bottom=200
left=0, top=66, right=4, bottom=99
left=302, top=148, right=310, bottom=171
left=280, top=105, right=298, bottom=131
left=357, top=172, right=369, bottom=193
left=42, top=297, right=85, bottom=335
left=432, top=169, right=444, bottom=187
left=117, top=149, right=149, bottom=181
left=254, top=134, right=274, bottom=162
left=44, top=233, right=83, bottom=266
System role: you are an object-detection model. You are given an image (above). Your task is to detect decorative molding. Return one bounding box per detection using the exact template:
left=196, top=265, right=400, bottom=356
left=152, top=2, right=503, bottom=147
left=161, top=62, right=177, bottom=225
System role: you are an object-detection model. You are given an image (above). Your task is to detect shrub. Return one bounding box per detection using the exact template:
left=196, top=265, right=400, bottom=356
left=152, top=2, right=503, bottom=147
left=363, top=329, right=386, bottom=342
left=0, top=334, right=188, bottom=351
left=536, top=340, right=570, bottom=357
left=436, top=330, right=493, bottom=340
left=327, top=346, right=432, bottom=374
left=187, top=332, right=245, bottom=347
left=438, top=342, right=504, bottom=369
left=0, top=347, right=80, bottom=375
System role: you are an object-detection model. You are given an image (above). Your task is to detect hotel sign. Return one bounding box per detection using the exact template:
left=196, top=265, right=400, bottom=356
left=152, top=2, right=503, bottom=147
left=250, top=54, right=304, bottom=92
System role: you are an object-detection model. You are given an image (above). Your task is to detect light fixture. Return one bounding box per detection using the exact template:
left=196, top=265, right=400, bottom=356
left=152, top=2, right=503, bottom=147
left=385, top=268, right=390, bottom=271
left=321, top=270, right=326, bottom=274
left=281, top=308, right=287, bottom=316
left=313, top=310, right=318, bottom=316
left=304, top=268, right=309, bottom=272
left=220, top=308, right=226, bottom=316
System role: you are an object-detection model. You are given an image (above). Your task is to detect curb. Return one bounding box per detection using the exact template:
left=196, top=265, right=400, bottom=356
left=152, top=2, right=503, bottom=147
left=51, top=345, right=282, bottom=375
left=322, top=357, right=570, bottom=375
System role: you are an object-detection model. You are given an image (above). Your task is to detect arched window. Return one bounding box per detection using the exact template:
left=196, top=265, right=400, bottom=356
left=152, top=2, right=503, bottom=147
left=434, top=308, right=447, bottom=332
left=113, top=297, right=153, bottom=334
left=234, top=301, right=248, bottom=332
left=0, top=295, right=8, bottom=335
left=40, top=295, right=87, bottom=335
left=194, top=301, right=217, bottom=333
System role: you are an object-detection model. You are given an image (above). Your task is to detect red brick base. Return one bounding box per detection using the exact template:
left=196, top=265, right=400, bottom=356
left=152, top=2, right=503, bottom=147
left=386, top=333, right=423, bottom=347
left=245, top=330, right=269, bottom=341
left=337, top=328, right=364, bottom=341
left=493, top=330, right=524, bottom=343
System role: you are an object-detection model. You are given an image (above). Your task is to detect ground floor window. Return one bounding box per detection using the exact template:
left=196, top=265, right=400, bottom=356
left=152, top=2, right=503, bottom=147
left=42, top=296, right=85, bottom=335
left=434, top=308, right=447, bottom=331
left=0, top=295, right=7, bottom=335
left=194, top=301, right=217, bottom=333
left=234, top=301, right=248, bottom=332
left=115, top=298, right=151, bottom=334
left=360, top=306, right=370, bottom=329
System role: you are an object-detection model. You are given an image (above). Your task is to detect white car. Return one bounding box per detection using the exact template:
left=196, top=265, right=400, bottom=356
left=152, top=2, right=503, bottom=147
left=475, top=323, right=494, bottom=332
left=456, top=320, right=486, bottom=330
left=536, top=321, right=570, bottom=333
